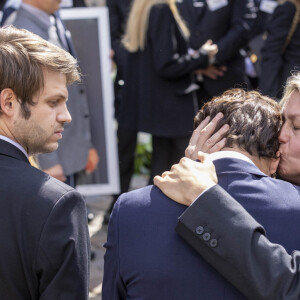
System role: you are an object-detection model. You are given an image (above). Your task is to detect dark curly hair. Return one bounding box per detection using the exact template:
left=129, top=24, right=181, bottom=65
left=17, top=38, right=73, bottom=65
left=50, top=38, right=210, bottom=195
left=194, top=89, right=282, bottom=158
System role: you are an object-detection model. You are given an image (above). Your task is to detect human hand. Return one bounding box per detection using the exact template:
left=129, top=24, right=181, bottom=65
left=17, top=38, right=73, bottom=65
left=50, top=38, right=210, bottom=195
left=43, top=164, right=66, bottom=182
left=194, top=65, right=227, bottom=80
left=154, top=152, right=218, bottom=206
left=201, top=39, right=218, bottom=58
left=85, top=148, right=100, bottom=174
left=185, top=112, right=229, bottom=160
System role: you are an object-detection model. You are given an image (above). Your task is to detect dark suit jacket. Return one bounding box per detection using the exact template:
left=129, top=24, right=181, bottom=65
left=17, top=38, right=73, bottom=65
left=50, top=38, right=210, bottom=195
left=103, top=157, right=300, bottom=299
left=120, top=4, right=209, bottom=137
left=106, top=0, right=131, bottom=73
left=177, top=158, right=300, bottom=300
left=177, top=0, right=250, bottom=97
left=0, top=139, right=90, bottom=299
left=106, top=0, right=132, bottom=121
left=0, top=0, right=5, bottom=11
left=260, top=1, right=300, bottom=98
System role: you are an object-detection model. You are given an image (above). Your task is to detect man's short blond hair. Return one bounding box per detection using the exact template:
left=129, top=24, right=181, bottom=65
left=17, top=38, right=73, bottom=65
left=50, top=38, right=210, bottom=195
left=0, top=26, right=80, bottom=118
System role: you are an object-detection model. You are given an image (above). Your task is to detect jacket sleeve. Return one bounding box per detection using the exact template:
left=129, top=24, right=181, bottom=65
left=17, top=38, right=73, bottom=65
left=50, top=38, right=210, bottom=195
left=148, top=5, right=209, bottom=79
left=176, top=184, right=300, bottom=300
left=102, top=198, right=126, bottom=300
left=259, top=2, right=296, bottom=97
left=215, top=0, right=253, bottom=64
left=36, top=190, right=90, bottom=300
left=106, top=0, right=128, bottom=71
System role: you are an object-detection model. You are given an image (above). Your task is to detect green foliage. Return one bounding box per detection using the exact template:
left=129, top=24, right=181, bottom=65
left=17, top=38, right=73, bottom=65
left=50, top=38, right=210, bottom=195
left=134, top=139, right=152, bottom=175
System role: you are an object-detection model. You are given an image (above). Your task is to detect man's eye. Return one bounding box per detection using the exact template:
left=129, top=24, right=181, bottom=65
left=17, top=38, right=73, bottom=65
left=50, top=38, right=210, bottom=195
left=49, top=100, right=59, bottom=106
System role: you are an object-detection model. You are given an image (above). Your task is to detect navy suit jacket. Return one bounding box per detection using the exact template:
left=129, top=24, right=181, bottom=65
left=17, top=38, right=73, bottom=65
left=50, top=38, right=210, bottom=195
left=0, top=139, right=90, bottom=299
left=103, top=157, right=300, bottom=299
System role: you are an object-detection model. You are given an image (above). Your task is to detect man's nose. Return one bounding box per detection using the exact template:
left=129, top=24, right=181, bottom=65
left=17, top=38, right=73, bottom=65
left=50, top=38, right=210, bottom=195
left=278, top=124, right=289, bottom=143
left=58, top=103, right=72, bottom=123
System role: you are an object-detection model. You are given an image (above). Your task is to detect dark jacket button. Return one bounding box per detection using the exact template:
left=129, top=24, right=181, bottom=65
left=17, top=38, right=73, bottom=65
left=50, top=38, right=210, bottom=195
left=203, top=232, right=211, bottom=241
left=195, top=226, right=204, bottom=235
left=210, top=239, right=218, bottom=248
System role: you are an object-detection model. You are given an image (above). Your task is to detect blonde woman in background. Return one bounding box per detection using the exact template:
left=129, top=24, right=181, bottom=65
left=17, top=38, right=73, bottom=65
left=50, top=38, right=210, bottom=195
left=119, top=0, right=217, bottom=184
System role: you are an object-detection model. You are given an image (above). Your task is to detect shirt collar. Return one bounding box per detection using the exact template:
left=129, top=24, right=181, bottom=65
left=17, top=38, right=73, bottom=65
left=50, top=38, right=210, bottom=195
left=21, top=3, right=52, bottom=28
left=0, top=135, right=28, bottom=159
left=210, top=150, right=255, bottom=166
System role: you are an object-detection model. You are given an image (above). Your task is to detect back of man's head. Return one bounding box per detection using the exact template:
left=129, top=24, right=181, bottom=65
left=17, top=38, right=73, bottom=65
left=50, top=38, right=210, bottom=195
left=194, top=89, right=282, bottom=159
left=0, top=25, right=79, bottom=118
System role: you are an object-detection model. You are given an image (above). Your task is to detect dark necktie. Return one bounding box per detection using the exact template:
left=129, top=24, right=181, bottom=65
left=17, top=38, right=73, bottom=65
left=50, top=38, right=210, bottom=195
left=1, top=6, right=16, bottom=26
left=54, top=12, right=77, bottom=58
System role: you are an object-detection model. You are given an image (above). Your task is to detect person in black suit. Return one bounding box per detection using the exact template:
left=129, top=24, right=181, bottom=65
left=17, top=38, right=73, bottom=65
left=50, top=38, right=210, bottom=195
left=260, top=0, right=300, bottom=99
left=103, top=0, right=135, bottom=225
left=155, top=72, right=300, bottom=299
left=121, top=0, right=217, bottom=184
left=0, top=26, right=89, bottom=299
left=243, top=0, right=278, bottom=88
left=0, top=0, right=5, bottom=10
left=177, top=0, right=254, bottom=104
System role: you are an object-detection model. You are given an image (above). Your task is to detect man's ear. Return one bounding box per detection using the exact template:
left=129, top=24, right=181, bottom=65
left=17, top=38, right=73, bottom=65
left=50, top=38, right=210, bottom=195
left=269, top=151, right=280, bottom=176
left=0, top=88, right=18, bottom=116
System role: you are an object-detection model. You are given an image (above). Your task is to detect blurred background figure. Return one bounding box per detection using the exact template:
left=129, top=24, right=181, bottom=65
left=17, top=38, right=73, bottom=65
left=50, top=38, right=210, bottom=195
left=121, top=0, right=217, bottom=186
left=1, top=0, right=89, bottom=26
left=259, top=0, right=300, bottom=99
left=103, top=0, right=134, bottom=225
left=242, top=0, right=278, bottom=88
left=177, top=0, right=255, bottom=105
left=4, top=0, right=99, bottom=188
left=0, top=0, right=20, bottom=25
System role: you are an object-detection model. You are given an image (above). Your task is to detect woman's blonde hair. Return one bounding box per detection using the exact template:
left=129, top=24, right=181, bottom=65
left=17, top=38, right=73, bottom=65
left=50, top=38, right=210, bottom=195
left=122, top=0, right=189, bottom=52
left=280, top=71, right=300, bottom=107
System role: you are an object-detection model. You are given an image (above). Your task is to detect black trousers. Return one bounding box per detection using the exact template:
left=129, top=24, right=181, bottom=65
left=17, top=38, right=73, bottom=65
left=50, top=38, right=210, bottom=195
left=149, top=135, right=190, bottom=184
left=105, top=126, right=137, bottom=218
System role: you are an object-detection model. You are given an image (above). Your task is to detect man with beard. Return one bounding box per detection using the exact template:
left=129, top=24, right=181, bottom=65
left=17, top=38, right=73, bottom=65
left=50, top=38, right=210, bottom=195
left=0, top=26, right=89, bottom=299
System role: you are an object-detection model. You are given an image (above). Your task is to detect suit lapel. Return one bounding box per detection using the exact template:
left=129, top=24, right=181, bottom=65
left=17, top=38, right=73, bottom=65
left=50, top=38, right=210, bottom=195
left=192, top=0, right=206, bottom=20
left=16, top=7, right=49, bottom=33
left=179, top=0, right=206, bottom=24
left=0, top=139, right=30, bottom=164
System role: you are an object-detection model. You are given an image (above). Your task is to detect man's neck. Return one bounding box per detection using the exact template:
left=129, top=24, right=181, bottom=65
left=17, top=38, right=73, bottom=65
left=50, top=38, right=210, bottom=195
left=221, top=147, right=273, bottom=176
